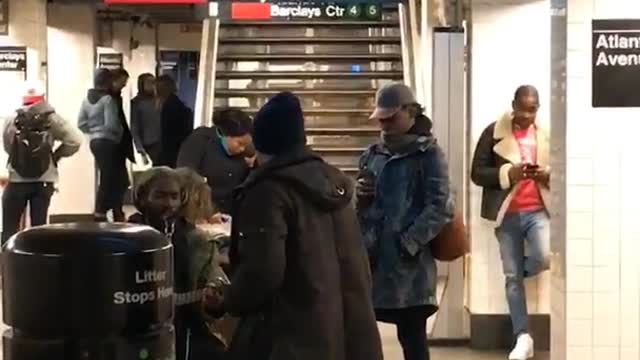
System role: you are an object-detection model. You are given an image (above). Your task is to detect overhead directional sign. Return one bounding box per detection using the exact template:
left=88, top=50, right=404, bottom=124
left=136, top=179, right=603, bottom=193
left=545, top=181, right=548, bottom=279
left=592, top=19, right=640, bottom=107
left=104, top=0, right=207, bottom=4
left=0, top=47, right=26, bottom=72
left=229, top=1, right=382, bottom=21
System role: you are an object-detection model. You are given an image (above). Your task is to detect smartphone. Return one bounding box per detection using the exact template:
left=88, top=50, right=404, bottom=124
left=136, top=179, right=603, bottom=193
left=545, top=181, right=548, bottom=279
left=524, top=164, right=540, bottom=178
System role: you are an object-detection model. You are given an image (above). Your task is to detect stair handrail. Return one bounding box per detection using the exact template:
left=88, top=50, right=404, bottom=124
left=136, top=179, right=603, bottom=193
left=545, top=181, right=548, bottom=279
left=195, top=17, right=221, bottom=128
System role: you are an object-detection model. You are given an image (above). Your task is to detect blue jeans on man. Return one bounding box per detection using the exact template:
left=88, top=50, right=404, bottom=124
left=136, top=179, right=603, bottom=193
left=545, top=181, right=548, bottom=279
left=495, top=210, right=549, bottom=337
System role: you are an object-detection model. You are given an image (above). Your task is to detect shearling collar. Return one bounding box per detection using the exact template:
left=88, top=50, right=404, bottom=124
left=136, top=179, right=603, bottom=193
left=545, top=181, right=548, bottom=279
left=492, top=111, right=549, bottom=168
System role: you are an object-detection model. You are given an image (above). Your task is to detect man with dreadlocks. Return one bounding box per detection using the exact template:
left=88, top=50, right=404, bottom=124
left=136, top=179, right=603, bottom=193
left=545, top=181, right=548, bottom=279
left=128, top=166, right=226, bottom=360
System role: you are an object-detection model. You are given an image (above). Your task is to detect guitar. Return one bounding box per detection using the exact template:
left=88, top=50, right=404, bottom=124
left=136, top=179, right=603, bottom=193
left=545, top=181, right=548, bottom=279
left=173, top=279, right=238, bottom=350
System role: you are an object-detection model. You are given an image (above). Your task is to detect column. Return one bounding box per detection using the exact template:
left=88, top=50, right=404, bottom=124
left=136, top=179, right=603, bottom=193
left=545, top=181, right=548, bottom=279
left=47, top=2, right=97, bottom=215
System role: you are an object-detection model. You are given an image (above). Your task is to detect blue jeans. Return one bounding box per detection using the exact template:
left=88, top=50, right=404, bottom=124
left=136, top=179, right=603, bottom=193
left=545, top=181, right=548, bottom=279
left=495, top=210, right=549, bottom=337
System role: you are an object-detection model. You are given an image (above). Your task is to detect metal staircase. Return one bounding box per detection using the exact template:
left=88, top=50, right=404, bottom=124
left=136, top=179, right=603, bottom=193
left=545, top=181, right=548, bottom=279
left=214, top=8, right=402, bottom=175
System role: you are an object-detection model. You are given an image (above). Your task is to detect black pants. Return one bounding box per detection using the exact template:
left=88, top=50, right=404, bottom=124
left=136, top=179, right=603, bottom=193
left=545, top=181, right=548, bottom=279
left=377, top=307, right=433, bottom=360
left=90, top=139, right=129, bottom=216
left=144, top=142, right=162, bottom=166
left=2, top=182, right=54, bottom=245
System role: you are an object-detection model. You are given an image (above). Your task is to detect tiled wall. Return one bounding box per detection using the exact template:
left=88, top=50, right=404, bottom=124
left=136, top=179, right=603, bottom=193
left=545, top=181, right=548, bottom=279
left=557, top=0, right=640, bottom=358
left=469, top=0, right=551, bottom=315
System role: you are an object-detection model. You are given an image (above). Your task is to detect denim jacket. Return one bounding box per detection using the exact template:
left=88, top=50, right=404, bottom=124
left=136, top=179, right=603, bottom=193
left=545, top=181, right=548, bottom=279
left=358, top=135, right=453, bottom=309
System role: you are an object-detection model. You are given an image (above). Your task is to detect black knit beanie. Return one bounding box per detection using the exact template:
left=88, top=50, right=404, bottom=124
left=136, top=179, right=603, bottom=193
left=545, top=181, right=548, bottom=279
left=252, top=92, right=306, bottom=156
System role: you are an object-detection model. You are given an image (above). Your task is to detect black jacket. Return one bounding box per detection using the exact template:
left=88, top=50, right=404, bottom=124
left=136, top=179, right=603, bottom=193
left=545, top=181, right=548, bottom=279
left=225, top=149, right=383, bottom=360
left=177, top=127, right=250, bottom=214
left=159, top=94, right=193, bottom=168
left=112, top=93, right=135, bottom=163
left=471, top=112, right=550, bottom=222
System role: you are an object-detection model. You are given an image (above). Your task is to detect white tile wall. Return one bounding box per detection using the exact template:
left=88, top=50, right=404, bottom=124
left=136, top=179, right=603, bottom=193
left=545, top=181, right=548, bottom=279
left=556, top=0, right=640, bottom=358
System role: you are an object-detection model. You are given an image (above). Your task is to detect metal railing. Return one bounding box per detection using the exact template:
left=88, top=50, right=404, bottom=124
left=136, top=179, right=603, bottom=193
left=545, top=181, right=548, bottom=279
left=194, top=17, right=220, bottom=127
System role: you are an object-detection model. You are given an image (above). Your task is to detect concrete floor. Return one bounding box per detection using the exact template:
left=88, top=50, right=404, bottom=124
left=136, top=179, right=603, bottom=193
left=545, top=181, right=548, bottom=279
left=0, top=320, right=549, bottom=359
left=379, top=323, right=550, bottom=360
left=0, top=291, right=549, bottom=360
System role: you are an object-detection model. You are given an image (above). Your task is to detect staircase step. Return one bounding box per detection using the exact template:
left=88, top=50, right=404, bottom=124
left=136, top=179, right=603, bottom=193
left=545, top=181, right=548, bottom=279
left=244, top=108, right=370, bottom=115
left=220, top=37, right=400, bottom=44
left=216, top=89, right=377, bottom=96
left=339, top=167, right=359, bottom=175
left=306, top=127, right=379, bottom=135
left=217, top=54, right=402, bottom=61
left=216, top=71, right=403, bottom=79
left=313, top=147, right=367, bottom=153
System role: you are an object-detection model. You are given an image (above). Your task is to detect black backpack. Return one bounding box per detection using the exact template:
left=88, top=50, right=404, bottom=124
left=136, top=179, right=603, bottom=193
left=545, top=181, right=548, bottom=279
left=9, top=110, right=54, bottom=178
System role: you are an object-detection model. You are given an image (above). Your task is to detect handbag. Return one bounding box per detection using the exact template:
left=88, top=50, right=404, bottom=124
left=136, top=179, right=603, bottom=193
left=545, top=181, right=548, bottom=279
left=430, top=209, right=468, bottom=261
left=415, top=157, right=468, bottom=262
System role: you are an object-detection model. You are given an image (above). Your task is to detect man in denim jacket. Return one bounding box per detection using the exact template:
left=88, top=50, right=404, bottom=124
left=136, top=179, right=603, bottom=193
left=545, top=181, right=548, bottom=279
left=357, top=83, right=453, bottom=360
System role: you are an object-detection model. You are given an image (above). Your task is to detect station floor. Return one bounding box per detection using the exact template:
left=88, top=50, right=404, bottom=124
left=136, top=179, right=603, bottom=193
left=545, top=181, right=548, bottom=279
left=0, top=306, right=549, bottom=360
left=378, top=323, right=550, bottom=359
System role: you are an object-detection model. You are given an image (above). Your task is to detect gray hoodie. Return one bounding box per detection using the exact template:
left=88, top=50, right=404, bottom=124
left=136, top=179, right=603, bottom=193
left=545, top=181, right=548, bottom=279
left=3, top=101, right=83, bottom=183
left=77, top=89, right=123, bottom=143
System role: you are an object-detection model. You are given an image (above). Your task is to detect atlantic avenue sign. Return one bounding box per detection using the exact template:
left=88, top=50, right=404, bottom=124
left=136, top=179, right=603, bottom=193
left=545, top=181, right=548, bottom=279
left=592, top=19, right=640, bottom=107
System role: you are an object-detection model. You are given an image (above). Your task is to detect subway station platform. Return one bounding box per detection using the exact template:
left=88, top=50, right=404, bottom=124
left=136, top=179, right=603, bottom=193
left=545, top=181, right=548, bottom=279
left=0, top=293, right=548, bottom=360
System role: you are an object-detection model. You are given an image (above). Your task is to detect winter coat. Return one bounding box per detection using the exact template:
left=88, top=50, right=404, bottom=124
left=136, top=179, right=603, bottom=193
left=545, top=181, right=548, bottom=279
left=224, top=149, right=383, bottom=360
left=112, top=93, right=135, bottom=163
left=3, top=101, right=82, bottom=183
left=158, top=94, right=193, bottom=168
left=470, top=112, right=550, bottom=224
left=358, top=132, right=453, bottom=310
left=177, top=127, right=250, bottom=214
left=130, top=94, right=162, bottom=152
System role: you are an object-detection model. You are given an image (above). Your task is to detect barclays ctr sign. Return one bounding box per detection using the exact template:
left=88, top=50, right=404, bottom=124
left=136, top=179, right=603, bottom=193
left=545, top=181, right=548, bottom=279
left=103, top=0, right=386, bottom=21
left=230, top=2, right=382, bottom=21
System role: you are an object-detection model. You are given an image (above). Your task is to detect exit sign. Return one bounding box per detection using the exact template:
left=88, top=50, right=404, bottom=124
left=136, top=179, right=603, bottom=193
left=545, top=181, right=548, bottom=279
left=104, top=0, right=207, bottom=4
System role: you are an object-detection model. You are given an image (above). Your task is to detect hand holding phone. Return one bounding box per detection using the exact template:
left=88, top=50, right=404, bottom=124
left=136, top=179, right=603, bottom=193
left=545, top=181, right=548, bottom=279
left=523, top=164, right=540, bottom=177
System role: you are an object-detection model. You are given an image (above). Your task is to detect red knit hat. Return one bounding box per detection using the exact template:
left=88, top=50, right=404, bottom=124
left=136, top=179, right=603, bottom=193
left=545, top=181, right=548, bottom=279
left=22, top=81, right=45, bottom=106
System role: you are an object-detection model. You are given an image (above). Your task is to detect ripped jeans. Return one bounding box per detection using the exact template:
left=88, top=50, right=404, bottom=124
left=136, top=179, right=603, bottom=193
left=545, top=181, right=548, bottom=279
left=495, top=210, right=550, bottom=337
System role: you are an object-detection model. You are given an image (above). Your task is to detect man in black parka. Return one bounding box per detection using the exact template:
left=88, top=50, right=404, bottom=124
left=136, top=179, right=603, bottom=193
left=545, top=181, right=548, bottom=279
left=212, top=92, right=383, bottom=360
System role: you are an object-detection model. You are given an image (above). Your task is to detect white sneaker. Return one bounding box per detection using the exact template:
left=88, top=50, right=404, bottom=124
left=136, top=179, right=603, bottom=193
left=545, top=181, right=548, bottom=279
left=508, top=333, right=534, bottom=360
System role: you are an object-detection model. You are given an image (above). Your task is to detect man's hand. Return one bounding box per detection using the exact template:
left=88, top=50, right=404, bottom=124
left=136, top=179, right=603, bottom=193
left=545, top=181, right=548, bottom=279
left=508, top=163, right=527, bottom=184
left=0, top=176, right=8, bottom=188
left=356, top=177, right=375, bottom=198
left=202, top=282, right=226, bottom=318
left=245, top=155, right=257, bottom=168
left=530, top=168, right=550, bottom=188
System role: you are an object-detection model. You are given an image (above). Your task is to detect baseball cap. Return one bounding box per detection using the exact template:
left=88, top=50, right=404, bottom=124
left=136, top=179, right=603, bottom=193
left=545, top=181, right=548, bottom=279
left=369, top=83, right=417, bottom=120
left=22, top=80, right=45, bottom=106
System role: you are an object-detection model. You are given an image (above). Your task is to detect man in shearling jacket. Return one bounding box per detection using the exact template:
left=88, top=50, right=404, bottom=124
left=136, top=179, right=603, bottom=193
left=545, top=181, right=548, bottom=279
left=471, top=85, right=550, bottom=360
